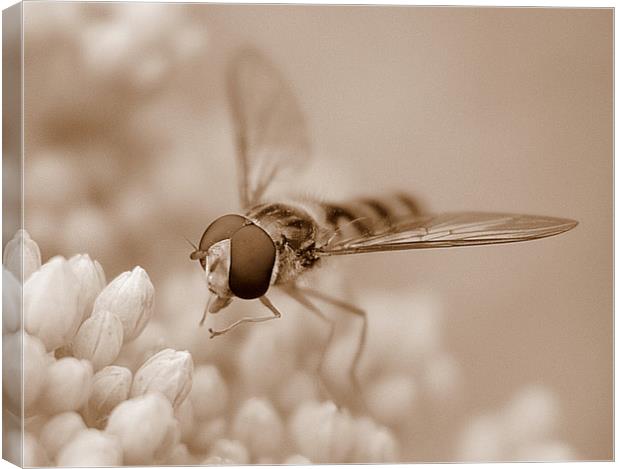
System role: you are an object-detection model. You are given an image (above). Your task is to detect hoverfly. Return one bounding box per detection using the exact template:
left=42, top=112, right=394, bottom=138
left=190, top=48, right=577, bottom=395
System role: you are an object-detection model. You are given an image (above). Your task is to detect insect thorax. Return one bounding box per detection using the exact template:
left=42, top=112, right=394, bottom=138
left=246, top=202, right=321, bottom=284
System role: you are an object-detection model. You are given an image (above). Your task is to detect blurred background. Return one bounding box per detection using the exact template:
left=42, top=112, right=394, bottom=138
left=21, top=3, right=611, bottom=462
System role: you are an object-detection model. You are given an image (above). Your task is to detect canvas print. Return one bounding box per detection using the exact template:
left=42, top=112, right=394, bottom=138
left=2, top=2, right=612, bottom=466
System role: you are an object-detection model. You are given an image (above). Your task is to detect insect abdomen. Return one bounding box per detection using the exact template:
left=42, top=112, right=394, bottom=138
left=314, top=193, right=423, bottom=240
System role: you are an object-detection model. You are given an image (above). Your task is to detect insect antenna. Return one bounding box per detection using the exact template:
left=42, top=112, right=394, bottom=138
left=183, top=236, right=199, bottom=251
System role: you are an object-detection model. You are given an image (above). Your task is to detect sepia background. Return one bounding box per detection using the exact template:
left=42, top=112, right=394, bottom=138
left=10, top=3, right=612, bottom=464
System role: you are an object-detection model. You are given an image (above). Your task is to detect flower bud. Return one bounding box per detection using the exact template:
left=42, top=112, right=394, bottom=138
left=208, top=439, right=250, bottom=465
left=284, top=454, right=312, bottom=465
left=72, top=310, right=123, bottom=371
left=57, top=429, right=122, bottom=466
left=352, top=417, right=399, bottom=463
left=24, top=256, right=81, bottom=351
left=3, top=267, right=21, bottom=334
left=39, top=412, right=87, bottom=460
left=190, top=364, right=228, bottom=421
left=24, top=432, right=49, bottom=466
left=69, top=254, right=106, bottom=322
left=166, top=443, right=195, bottom=465
left=366, top=373, right=417, bottom=427
left=105, top=393, right=177, bottom=465
left=231, top=397, right=284, bottom=459
left=39, top=357, right=93, bottom=414
left=456, top=414, right=503, bottom=462
left=202, top=455, right=236, bottom=465
left=93, top=266, right=154, bottom=342
left=3, top=229, right=41, bottom=282
left=174, top=396, right=195, bottom=443
left=514, top=440, right=575, bottom=461
left=187, top=417, right=227, bottom=454
left=84, top=366, right=132, bottom=428
left=289, top=401, right=355, bottom=463
left=131, top=348, right=193, bottom=408
left=3, top=332, right=49, bottom=415
left=501, top=385, right=559, bottom=447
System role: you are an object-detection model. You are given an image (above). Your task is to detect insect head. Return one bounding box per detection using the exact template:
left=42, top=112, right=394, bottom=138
left=190, top=215, right=276, bottom=303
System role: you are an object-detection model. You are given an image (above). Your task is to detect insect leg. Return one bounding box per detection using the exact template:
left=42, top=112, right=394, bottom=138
left=208, top=296, right=281, bottom=339
left=297, top=287, right=368, bottom=405
left=284, top=286, right=339, bottom=404
left=199, top=292, right=216, bottom=326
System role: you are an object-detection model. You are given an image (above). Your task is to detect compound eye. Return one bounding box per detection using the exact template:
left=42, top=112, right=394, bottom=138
left=199, top=214, right=247, bottom=256
left=229, top=224, right=276, bottom=300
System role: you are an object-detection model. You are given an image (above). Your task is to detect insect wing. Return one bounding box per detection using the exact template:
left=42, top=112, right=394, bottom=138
left=319, top=212, right=578, bottom=256
left=228, top=49, right=310, bottom=209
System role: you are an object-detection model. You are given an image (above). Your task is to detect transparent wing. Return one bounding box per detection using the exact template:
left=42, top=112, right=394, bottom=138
left=228, top=48, right=310, bottom=209
left=318, top=212, right=578, bottom=256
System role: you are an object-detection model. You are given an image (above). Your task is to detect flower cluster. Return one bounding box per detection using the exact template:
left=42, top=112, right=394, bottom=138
left=4, top=230, right=576, bottom=465
left=4, top=231, right=404, bottom=466
left=4, top=230, right=193, bottom=466
left=456, top=385, right=575, bottom=462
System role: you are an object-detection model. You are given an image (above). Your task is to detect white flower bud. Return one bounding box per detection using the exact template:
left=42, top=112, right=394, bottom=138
left=352, top=417, right=399, bottom=463
left=93, top=266, right=154, bottom=342
left=3, top=267, right=21, bottom=334
left=24, top=256, right=81, bottom=351
left=84, top=365, right=132, bottom=428
left=39, top=411, right=87, bottom=460
left=289, top=401, right=355, bottom=463
left=174, top=396, right=195, bottom=443
left=3, top=229, right=41, bottom=282
left=366, top=373, right=417, bottom=427
left=190, top=364, right=228, bottom=421
left=24, top=432, right=50, bottom=466
left=208, top=439, right=250, bottom=465
left=40, top=357, right=93, bottom=414
left=131, top=348, right=193, bottom=408
left=72, top=310, right=123, bottom=371
left=3, top=332, right=49, bottom=415
left=231, top=397, right=284, bottom=459
left=69, top=254, right=106, bottom=322
left=105, top=393, right=178, bottom=465
left=284, top=454, right=312, bottom=465
left=166, top=443, right=195, bottom=465
left=57, top=429, right=122, bottom=466
left=501, top=385, right=559, bottom=447
left=202, top=455, right=236, bottom=465
left=456, top=414, right=503, bottom=462
left=187, top=417, right=227, bottom=454
left=2, top=334, right=21, bottom=414
left=514, top=440, right=575, bottom=461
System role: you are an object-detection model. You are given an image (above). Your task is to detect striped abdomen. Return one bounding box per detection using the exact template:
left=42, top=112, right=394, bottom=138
left=308, top=193, right=423, bottom=243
